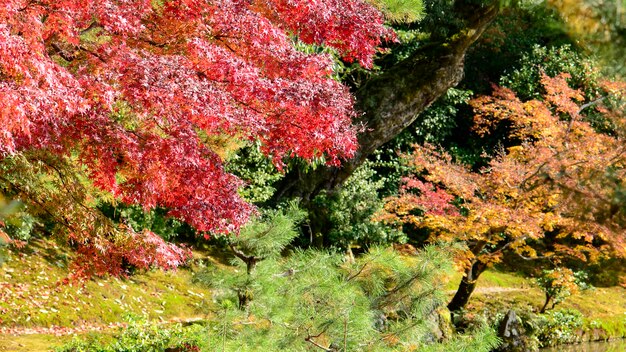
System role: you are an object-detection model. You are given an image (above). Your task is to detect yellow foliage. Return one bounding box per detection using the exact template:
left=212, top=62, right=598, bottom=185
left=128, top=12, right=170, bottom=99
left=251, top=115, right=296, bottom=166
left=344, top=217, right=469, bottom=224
left=380, top=72, right=626, bottom=273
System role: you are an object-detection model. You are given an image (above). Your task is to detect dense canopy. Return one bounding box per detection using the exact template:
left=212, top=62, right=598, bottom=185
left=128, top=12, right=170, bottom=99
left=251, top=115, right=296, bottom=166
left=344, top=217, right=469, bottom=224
left=0, top=0, right=392, bottom=234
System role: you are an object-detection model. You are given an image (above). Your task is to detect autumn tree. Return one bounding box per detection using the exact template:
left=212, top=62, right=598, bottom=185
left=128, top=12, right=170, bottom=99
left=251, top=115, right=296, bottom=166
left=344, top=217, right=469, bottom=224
left=0, top=0, right=508, bottom=273
left=271, top=0, right=500, bottom=205
left=536, top=267, right=589, bottom=313
left=0, top=0, right=398, bottom=273
left=379, top=72, right=626, bottom=312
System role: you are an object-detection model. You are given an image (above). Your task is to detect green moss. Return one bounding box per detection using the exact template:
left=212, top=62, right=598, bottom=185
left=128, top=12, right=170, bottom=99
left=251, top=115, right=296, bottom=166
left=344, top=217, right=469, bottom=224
left=446, top=268, right=528, bottom=291
left=445, top=268, right=626, bottom=343
left=0, top=334, right=73, bottom=351
left=0, top=239, right=213, bottom=329
left=478, top=270, right=528, bottom=288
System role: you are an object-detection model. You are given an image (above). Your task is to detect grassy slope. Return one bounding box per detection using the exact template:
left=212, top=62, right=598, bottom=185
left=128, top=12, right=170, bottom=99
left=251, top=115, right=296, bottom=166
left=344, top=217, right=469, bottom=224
left=1, top=240, right=624, bottom=351
left=0, top=238, right=216, bottom=351
left=0, top=335, right=76, bottom=351
left=447, top=270, right=626, bottom=338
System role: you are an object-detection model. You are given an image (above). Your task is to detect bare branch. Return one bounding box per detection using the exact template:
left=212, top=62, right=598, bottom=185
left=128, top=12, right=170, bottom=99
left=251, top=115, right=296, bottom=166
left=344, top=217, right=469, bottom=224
left=305, top=336, right=333, bottom=352
left=50, top=43, right=75, bottom=62
left=578, top=96, right=606, bottom=114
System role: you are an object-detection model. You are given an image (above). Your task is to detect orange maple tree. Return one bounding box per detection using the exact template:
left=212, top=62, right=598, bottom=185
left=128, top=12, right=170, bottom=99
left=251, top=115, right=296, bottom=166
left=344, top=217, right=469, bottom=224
left=379, top=73, right=626, bottom=311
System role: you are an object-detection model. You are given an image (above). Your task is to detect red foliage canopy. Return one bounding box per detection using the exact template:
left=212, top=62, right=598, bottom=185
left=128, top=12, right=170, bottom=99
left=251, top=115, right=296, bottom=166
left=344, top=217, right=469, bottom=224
left=0, top=0, right=392, bottom=236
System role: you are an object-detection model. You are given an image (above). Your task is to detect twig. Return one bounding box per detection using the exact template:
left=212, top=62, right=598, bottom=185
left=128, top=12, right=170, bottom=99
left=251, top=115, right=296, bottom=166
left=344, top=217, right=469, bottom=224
left=346, top=261, right=369, bottom=282
left=516, top=253, right=554, bottom=261
left=304, top=325, right=332, bottom=351
left=305, top=336, right=332, bottom=352
left=577, top=96, right=606, bottom=114
left=50, top=42, right=75, bottom=62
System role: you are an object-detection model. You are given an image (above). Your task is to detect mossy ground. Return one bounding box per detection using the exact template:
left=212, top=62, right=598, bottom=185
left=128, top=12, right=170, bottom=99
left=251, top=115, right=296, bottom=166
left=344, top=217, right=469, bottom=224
left=0, top=334, right=72, bottom=351
left=0, top=238, right=216, bottom=350
left=447, top=269, right=626, bottom=339
left=1, top=241, right=624, bottom=351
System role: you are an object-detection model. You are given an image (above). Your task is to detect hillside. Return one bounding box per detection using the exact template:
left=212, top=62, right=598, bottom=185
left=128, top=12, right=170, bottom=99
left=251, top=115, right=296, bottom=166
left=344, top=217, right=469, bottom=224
left=0, top=240, right=624, bottom=351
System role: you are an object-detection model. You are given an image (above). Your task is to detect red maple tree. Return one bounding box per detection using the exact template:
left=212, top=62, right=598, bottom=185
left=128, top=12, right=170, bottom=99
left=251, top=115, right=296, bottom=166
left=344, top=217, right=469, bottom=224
left=0, top=0, right=392, bottom=275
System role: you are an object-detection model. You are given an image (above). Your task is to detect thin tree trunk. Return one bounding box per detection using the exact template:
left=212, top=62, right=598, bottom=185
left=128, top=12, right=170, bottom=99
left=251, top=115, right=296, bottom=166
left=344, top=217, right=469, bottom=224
left=448, top=238, right=492, bottom=313
left=540, top=294, right=552, bottom=314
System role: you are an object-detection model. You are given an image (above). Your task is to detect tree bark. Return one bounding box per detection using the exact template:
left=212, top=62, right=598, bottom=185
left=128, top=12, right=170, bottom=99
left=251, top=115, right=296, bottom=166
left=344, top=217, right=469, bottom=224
left=447, top=260, right=488, bottom=313
left=272, top=1, right=499, bottom=203
left=539, top=293, right=552, bottom=314
left=448, top=238, right=490, bottom=313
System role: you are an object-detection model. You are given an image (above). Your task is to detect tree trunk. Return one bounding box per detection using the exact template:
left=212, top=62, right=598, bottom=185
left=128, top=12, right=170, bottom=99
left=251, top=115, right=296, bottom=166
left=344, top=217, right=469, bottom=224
left=237, top=287, right=254, bottom=310
left=245, top=257, right=258, bottom=275
left=540, top=293, right=552, bottom=314
left=272, top=1, right=499, bottom=203
left=447, top=260, right=488, bottom=313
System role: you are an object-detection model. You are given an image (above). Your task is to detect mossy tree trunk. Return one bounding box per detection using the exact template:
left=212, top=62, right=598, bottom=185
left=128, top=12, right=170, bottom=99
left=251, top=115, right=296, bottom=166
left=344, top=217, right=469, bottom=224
left=272, top=1, right=499, bottom=205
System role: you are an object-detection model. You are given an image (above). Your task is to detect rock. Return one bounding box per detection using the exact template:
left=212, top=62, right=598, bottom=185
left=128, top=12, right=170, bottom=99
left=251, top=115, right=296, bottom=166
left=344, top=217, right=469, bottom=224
left=425, top=307, right=454, bottom=343
left=495, top=310, right=530, bottom=352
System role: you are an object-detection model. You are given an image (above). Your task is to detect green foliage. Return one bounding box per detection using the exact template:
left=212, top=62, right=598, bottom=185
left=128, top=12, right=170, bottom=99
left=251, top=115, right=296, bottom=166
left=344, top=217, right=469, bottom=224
left=547, top=0, right=626, bottom=78
left=586, top=257, right=626, bottom=286
left=225, top=143, right=283, bottom=204
left=251, top=250, right=372, bottom=350
left=192, top=242, right=499, bottom=351
left=56, top=315, right=207, bottom=352
left=0, top=152, right=119, bottom=243
left=0, top=154, right=70, bottom=240
left=0, top=195, right=20, bottom=220
left=464, top=2, right=573, bottom=93
left=535, top=309, right=585, bottom=347
left=313, top=162, right=405, bottom=249
left=1, top=209, right=37, bottom=242
left=376, top=0, right=462, bottom=70
left=416, top=88, right=473, bottom=143
left=373, top=0, right=424, bottom=23
left=500, top=44, right=600, bottom=101
left=194, top=202, right=306, bottom=310
left=98, top=203, right=193, bottom=242
left=230, top=202, right=306, bottom=260
left=55, top=335, right=105, bottom=352
left=0, top=193, right=36, bottom=244
left=417, top=0, right=464, bottom=41
left=419, top=326, right=500, bottom=352
left=0, top=194, right=20, bottom=265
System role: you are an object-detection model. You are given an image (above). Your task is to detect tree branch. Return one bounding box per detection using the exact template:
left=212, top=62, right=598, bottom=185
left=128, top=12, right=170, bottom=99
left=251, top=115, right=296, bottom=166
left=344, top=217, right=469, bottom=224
left=578, top=96, right=606, bottom=114
left=50, top=43, right=75, bottom=62
left=271, top=0, right=500, bottom=203
left=304, top=336, right=333, bottom=352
